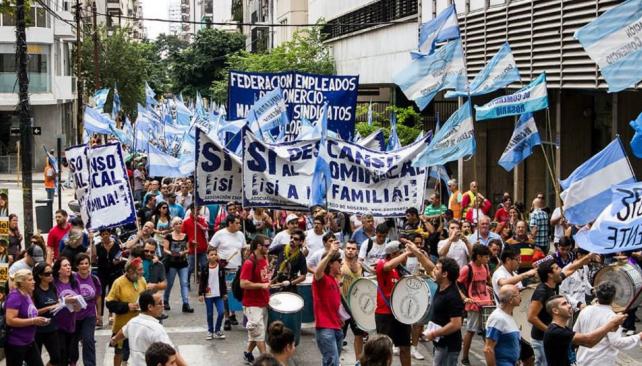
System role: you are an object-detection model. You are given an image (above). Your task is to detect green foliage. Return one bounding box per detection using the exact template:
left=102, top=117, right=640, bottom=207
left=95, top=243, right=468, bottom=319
left=355, top=103, right=424, bottom=146
left=210, top=24, right=335, bottom=102
left=171, top=28, right=245, bottom=98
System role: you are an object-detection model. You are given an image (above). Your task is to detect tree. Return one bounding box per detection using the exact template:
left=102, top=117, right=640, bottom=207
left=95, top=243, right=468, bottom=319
left=355, top=104, right=424, bottom=146
left=171, top=28, right=245, bottom=97
left=210, top=24, right=335, bottom=101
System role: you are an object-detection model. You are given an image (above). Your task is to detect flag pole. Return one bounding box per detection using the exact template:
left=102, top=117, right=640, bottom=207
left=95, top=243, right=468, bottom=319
left=542, top=109, right=562, bottom=201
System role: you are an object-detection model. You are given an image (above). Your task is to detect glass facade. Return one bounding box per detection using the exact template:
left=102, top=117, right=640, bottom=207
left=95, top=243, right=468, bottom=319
left=0, top=47, right=50, bottom=93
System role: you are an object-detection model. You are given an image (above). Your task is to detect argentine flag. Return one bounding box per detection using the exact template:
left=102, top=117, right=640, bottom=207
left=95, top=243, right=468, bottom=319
left=560, top=138, right=636, bottom=225
left=574, top=0, right=642, bottom=92
left=145, top=82, right=158, bottom=107
left=412, top=101, right=476, bottom=167
left=386, top=113, right=401, bottom=151
left=498, top=113, right=541, bottom=171
left=394, top=39, right=467, bottom=111
left=446, top=42, right=521, bottom=98
left=247, top=87, right=289, bottom=142
left=83, top=106, right=115, bottom=135
left=148, top=143, right=194, bottom=177
left=112, top=85, right=121, bottom=120
left=93, top=88, right=110, bottom=111
left=310, top=103, right=332, bottom=207
left=475, top=73, right=548, bottom=121
left=418, top=4, right=460, bottom=54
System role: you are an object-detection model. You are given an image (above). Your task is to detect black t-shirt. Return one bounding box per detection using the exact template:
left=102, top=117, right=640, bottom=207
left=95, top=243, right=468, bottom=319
left=530, top=282, right=559, bottom=340
left=271, top=246, right=306, bottom=292
left=164, top=233, right=188, bottom=268
left=96, top=240, right=125, bottom=280
left=138, top=206, right=154, bottom=224
left=144, top=260, right=166, bottom=284
left=426, top=229, right=446, bottom=258
left=431, top=282, right=464, bottom=351
left=33, top=285, right=58, bottom=333
left=543, top=323, right=576, bottom=366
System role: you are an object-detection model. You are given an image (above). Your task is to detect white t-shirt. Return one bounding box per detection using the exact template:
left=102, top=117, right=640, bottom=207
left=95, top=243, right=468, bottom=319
left=305, top=229, right=325, bottom=255
left=123, top=314, right=173, bottom=366
left=271, top=230, right=292, bottom=251
left=350, top=214, right=363, bottom=230
left=491, top=265, right=523, bottom=299
left=307, top=248, right=345, bottom=270
left=358, top=238, right=387, bottom=267
left=209, top=228, right=245, bottom=269
left=206, top=265, right=220, bottom=298
left=551, top=207, right=565, bottom=244
left=437, top=239, right=469, bottom=269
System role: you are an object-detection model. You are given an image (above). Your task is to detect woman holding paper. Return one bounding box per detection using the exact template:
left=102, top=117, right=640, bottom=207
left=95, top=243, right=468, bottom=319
left=53, top=257, right=81, bottom=366
left=70, top=253, right=102, bottom=366
left=33, top=262, right=62, bottom=366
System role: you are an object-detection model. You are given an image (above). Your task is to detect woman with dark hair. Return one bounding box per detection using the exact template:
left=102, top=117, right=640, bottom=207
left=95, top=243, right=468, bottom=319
left=71, top=253, right=101, bottom=366
left=53, top=257, right=80, bottom=366
left=32, top=262, right=61, bottom=366
left=8, top=213, right=23, bottom=261
left=152, top=201, right=172, bottom=245
left=360, top=334, right=394, bottom=366
left=266, top=320, right=296, bottom=365
left=93, top=228, right=124, bottom=328
left=0, top=191, right=8, bottom=216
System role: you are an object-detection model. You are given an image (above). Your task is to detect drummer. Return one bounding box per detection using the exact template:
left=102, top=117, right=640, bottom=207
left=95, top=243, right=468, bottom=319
left=375, top=239, right=431, bottom=366
left=339, top=240, right=367, bottom=362
left=270, top=230, right=307, bottom=293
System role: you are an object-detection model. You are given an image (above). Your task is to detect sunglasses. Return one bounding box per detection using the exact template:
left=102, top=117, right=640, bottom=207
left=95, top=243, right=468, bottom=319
left=260, top=243, right=271, bottom=248
left=292, top=237, right=302, bottom=241
left=144, top=250, right=155, bottom=254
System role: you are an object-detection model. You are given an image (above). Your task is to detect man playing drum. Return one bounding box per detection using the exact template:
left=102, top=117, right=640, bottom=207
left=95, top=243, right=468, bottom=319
left=270, top=230, right=307, bottom=293
left=374, top=240, right=429, bottom=366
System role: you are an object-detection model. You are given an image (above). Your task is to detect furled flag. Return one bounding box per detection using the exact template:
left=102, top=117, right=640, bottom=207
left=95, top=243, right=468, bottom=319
left=112, top=84, right=121, bottom=120
left=83, top=106, right=115, bottom=135
left=357, top=129, right=386, bottom=151
left=498, top=113, right=541, bottom=171
left=394, top=39, right=467, bottom=111
left=412, top=101, right=476, bottom=167
left=446, top=42, right=521, bottom=98
left=93, top=88, right=109, bottom=111
left=418, top=4, right=460, bottom=55
left=310, top=103, right=332, bottom=207
left=386, top=112, right=401, bottom=151
left=475, top=73, right=548, bottom=121
left=574, top=0, right=642, bottom=93
left=629, top=111, right=642, bottom=158
left=367, top=101, right=373, bottom=126
left=145, top=82, right=158, bottom=107
left=148, top=143, right=194, bottom=177
left=560, top=138, right=636, bottom=225
left=247, top=87, right=289, bottom=142
left=429, top=165, right=450, bottom=197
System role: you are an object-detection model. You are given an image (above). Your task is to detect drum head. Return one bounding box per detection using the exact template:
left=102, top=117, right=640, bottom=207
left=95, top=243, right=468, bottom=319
left=594, top=264, right=642, bottom=312
left=391, top=276, right=431, bottom=325
left=348, top=278, right=377, bottom=332
left=269, top=292, right=304, bottom=313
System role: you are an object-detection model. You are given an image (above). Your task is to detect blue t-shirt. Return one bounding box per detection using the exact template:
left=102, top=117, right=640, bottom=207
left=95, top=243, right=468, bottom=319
left=350, top=228, right=372, bottom=248
left=485, top=308, right=521, bottom=366
left=169, top=203, right=185, bottom=219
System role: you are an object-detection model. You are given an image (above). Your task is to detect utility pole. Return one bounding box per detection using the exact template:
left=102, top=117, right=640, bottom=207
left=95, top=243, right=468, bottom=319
left=92, top=1, right=99, bottom=89
left=16, top=0, right=34, bottom=241
left=75, top=0, right=83, bottom=144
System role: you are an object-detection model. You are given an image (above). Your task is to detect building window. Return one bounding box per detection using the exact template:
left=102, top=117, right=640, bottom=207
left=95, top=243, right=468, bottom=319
left=0, top=46, right=50, bottom=93
left=1, top=2, right=50, bottom=28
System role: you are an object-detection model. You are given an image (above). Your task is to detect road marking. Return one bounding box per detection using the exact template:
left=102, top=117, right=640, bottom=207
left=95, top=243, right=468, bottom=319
left=96, top=326, right=208, bottom=337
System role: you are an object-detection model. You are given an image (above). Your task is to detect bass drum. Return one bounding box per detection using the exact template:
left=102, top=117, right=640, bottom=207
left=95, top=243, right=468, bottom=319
left=514, top=285, right=537, bottom=344
left=593, top=261, right=642, bottom=312
left=390, top=276, right=438, bottom=325
left=348, top=277, right=378, bottom=332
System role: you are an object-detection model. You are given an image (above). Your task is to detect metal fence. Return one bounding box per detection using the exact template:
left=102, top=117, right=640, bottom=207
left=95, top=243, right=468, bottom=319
left=0, top=155, right=19, bottom=174
left=355, top=100, right=459, bottom=131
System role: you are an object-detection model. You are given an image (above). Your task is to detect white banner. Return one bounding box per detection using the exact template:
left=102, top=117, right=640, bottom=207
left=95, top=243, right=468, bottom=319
left=195, top=128, right=243, bottom=204
left=65, top=143, right=136, bottom=230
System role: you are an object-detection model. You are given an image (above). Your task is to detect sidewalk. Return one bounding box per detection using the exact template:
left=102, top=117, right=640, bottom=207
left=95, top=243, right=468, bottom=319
left=0, top=170, right=67, bottom=184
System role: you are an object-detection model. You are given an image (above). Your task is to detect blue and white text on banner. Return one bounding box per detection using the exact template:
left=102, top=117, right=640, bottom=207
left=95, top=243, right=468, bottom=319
left=475, top=73, right=548, bottom=121
left=357, top=129, right=386, bottom=151
left=498, top=113, right=541, bottom=171
left=195, top=128, right=242, bottom=205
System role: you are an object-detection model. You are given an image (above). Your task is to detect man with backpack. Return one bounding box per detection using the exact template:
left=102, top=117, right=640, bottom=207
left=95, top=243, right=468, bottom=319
left=358, top=223, right=390, bottom=269
left=457, top=244, right=493, bottom=366
left=238, top=234, right=271, bottom=364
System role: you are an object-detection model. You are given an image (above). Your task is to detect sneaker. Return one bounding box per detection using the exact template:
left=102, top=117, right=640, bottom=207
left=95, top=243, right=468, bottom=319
left=411, top=346, right=425, bottom=360
left=461, top=358, right=471, bottom=366
left=393, top=346, right=399, bottom=355
left=182, top=304, right=194, bottom=313
left=205, top=332, right=214, bottom=340
left=229, top=316, right=239, bottom=326
left=224, top=320, right=232, bottom=331
left=243, top=351, right=255, bottom=364
left=213, top=331, right=226, bottom=339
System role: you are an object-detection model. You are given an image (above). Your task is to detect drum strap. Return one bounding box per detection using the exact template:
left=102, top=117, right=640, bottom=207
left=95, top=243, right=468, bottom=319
left=375, top=284, right=393, bottom=311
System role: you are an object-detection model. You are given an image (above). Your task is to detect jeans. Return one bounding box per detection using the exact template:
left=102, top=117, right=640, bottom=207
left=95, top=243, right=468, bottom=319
left=531, top=338, right=548, bottom=366
left=432, top=345, right=460, bottom=366
left=315, top=328, right=343, bottom=366
left=188, top=253, right=207, bottom=282
left=205, top=296, right=225, bottom=333
left=6, top=342, right=43, bottom=366
left=70, top=316, right=96, bottom=366
left=165, top=266, right=190, bottom=305
left=46, top=188, right=55, bottom=200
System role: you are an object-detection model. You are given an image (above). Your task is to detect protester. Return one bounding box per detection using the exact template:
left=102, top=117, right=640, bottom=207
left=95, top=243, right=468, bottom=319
left=153, top=201, right=173, bottom=244
left=7, top=213, right=23, bottom=261
left=198, top=247, right=228, bottom=340
left=350, top=213, right=376, bottom=248
left=5, top=268, right=49, bottom=366
left=125, top=221, right=156, bottom=250
left=145, top=342, right=179, bottom=366
left=424, top=193, right=447, bottom=218
left=141, top=239, right=168, bottom=318
left=72, top=253, right=102, bottom=366
left=313, top=241, right=343, bottom=366
left=32, top=262, right=61, bottom=366
left=305, top=215, right=327, bottom=254
left=166, top=192, right=185, bottom=219
left=307, top=232, right=343, bottom=272
left=133, top=163, right=146, bottom=202
left=543, top=295, right=626, bottom=366
left=491, top=246, right=537, bottom=298
left=339, top=240, right=367, bottom=361
left=240, top=235, right=271, bottom=364
left=438, top=220, right=473, bottom=269
left=53, top=257, right=81, bottom=366
left=44, top=158, right=56, bottom=200
left=506, top=220, right=542, bottom=272
left=271, top=214, right=299, bottom=250
left=360, top=334, right=394, bottom=366
left=461, top=181, right=483, bottom=217
left=494, top=196, right=512, bottom=224
left=249, top=207, right=273, bottom=237
left=484, top=284, right=522, bottom=366
left=143, top=180, right=160, bottom=206
left=94, top=228, right=125, bottom=328
left=468, top=215, right=503, bottom=246
left=529, top=197, right=550, bottom=254
left=9, top=244, right=45, bottom=277
left=550, top=207, right=569, bottom=247
left=358, top=223, right=390, bottom=268
left=266, top=320, right=296, bottom=365
left=553, top=236, right=575, bottom=269
left=270, top=229, right=307, bottom=292
left=138, top=195, right=158, bottom=224
left=176, top=181, right=193, bottom=210
left=163, top=217, right=191, bottom=312
left=559, top=247, right=592, bottom=311
left=60, top=228, right=89, bottom=268
left=181, top=204, right=209, bottom=285
left=47, top=209, right=71, bottom=260
left=488, top=239, right=502, bottom=274
left=447, top=179, right=463, bottom=220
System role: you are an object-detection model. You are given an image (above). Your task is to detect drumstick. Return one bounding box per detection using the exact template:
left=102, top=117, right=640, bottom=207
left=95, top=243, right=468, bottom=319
left=623, top=286, right=642, bottom=313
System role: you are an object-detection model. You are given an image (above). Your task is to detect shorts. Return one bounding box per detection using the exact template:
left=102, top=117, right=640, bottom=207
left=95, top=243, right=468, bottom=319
left=375, top=313, right=411, bottom=347
left=343, top=316, right=368, bottom=337
left=112, top=334, right=130, bottom=360
left=519, top=338, right=534, bottom=361
left=244, top=306, right=268, bottom=342
left=465, top=311, right=482, bottom=332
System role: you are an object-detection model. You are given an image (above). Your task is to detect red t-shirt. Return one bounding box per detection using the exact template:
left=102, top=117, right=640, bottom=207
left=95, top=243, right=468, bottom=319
left=375, top=259, right=399, bottom=315
left=457, top=261, right=492, bottom=312
left=181, top=215, right=208, bottom=254
left=47, top=223, right=71, bottom=259
left=312, top=274, right=342, bottom=329
left=494, top=207, right=510, bottom=223
left=239, top=256, right=270, bottom=307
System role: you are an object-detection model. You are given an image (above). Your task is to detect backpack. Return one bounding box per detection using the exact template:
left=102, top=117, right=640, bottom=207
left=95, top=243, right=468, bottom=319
left=231, top=255, right=256, bottom=302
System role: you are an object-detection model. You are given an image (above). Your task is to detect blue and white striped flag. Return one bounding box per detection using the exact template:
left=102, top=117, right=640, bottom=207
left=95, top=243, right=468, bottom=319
left=394, top=39, right=467, bottom=111
left=446, top=42, right=520, bottom=98
left=93, top=88, right=110, bottom=111
left=247, top=87, right=289, bottom=142
left=148, top=143, right=194, bottom=177
left=560, top=138, right=636, bottom=225
left=109, top=124, right=133, bottom=147
left=475, top=73, right=549, bottom=121
left=574, top=0, right=642, bottom=93
left=498, top=113, right=541, bottom=171
left=629, top=111, right=642, bottom=158
left=418, top=4, right=460, bottom=55
left=112, top=85, right=121, bottom=120
left=175, top=98, right=192, bottom=126
left=412, top=101, right=476, bottom=167
left=145, top=82, right=157, bottom=107
left=83, top=106, right=115, bottom=135
left=310, top=103, right=332, bottom=207
left=386, top=112, right=401, bottom=151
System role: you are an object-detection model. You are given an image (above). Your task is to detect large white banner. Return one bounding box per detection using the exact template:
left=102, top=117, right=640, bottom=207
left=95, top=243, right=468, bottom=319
left=195, top=128, right=243, bottom=204
left=65, top=142, right=136, bottom=230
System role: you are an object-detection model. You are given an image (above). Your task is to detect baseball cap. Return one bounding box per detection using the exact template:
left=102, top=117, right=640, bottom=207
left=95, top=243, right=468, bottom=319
left=28, top=245, right=45, bottom=264
left=286, top=213, right=298, bottom=224
left=384, top=240, right=403, bottom=255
